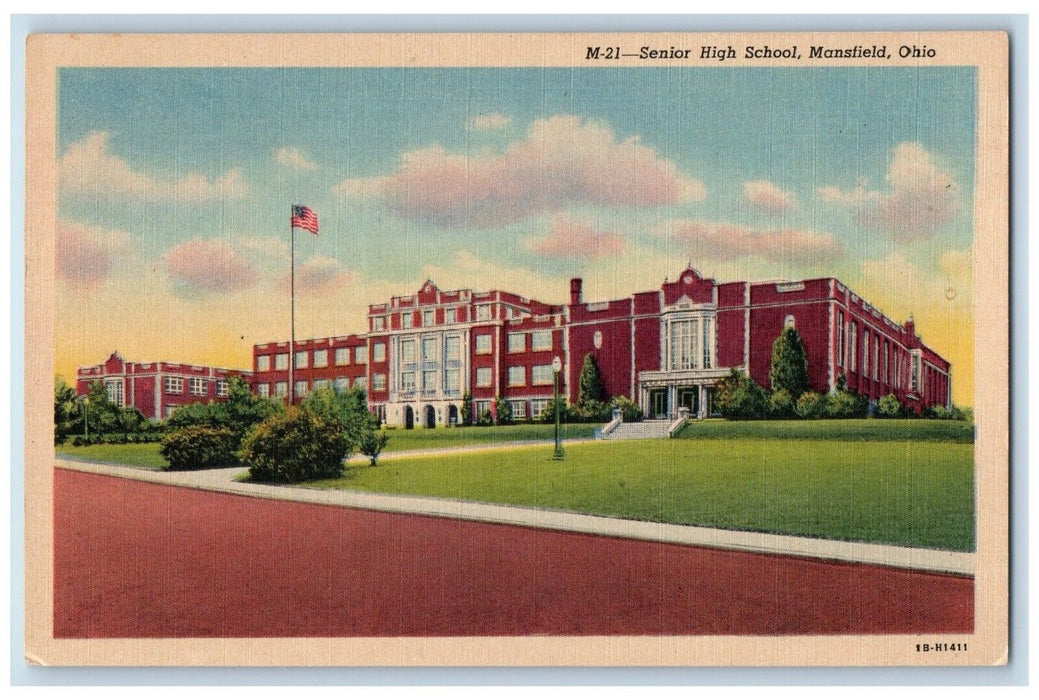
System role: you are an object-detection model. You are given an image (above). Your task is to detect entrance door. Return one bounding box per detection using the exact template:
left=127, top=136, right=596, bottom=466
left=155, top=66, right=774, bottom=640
left=649, top=389, right=668, bottom=419
left=447, top=404, right=458, bottom=426
left=678, top=387, right=699, bottom=416
left=423, top=405, right=436, bottom=429
left=404, top=406, right=414, bottom=430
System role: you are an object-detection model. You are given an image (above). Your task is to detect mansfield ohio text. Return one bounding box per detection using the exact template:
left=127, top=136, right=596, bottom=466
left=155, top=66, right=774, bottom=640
left=584, top=44, right=938, bottom=61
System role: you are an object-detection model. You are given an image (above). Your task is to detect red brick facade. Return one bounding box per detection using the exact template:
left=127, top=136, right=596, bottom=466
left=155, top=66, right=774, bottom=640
left=76, top=352, right=252, bottom=420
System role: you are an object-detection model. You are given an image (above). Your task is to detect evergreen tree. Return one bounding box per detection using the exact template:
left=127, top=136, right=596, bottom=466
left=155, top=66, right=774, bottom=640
left=769, top=326, right=810, bottom=400
left=577, top=353, right=608, bottom=405
left=54, top=376, right=77, bottom=445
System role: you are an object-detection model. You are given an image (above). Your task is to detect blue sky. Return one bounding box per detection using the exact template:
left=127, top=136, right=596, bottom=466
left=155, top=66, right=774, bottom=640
left=56, top=66, right=977, bottom=402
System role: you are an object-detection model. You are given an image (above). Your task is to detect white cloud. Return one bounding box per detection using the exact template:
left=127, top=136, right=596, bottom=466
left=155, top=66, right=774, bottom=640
left=743, top=180, right=796, bottom=214
left=274, top=147, right=317, bottom=171
left=818, top=142, right=961, bottom=241
left=467, top=112, right=512, bottom=131
left=59, top=131, right=248, bottom=202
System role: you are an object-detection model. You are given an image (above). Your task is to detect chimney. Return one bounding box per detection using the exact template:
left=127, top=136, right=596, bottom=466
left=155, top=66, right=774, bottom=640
left=569, top=278, right=583, bottom=305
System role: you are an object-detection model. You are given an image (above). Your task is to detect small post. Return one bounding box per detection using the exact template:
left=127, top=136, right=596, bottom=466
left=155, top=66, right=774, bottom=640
left=82, top=396, right=89, bottom=440
left=552, top=355, right=564, bottom=460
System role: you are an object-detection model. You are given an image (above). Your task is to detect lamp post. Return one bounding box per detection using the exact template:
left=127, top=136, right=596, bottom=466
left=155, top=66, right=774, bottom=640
left=81, top=396, right=90, bottom=441
left=552, top=355, right=564, bottom=460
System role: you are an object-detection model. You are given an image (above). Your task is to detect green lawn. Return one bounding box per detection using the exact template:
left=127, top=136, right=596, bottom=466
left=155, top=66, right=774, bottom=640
left=380, top=423, right=600, bottom=452
left=676, top=418, right=974, bottom=443
left=55, top=442, right=168, bottom=470
left=309, top=436, right=975, bottom=551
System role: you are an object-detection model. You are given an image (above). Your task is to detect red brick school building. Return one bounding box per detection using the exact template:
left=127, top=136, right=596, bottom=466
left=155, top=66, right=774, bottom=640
left=79, top=267, right=952, bottom=425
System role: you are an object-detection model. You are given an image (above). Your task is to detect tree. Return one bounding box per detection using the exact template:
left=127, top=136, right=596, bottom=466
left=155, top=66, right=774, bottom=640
left=577, top=353, right=608, bottom=406
left=301, top=385, right=373, bottom=449
left=769, top=326, right=810, bottom=400
left=494, top=396, right=513, bottom=425
left=714, top=369, right=767, bottom=420
left=358, top=427, right=390, bottom=466
left=167, top=375, right=283, bottom=453
left=460, top=391, right=473, bottom=426
left=54, top=377, right=78, bottom=445
left=240, top=407, right=350, bottom=483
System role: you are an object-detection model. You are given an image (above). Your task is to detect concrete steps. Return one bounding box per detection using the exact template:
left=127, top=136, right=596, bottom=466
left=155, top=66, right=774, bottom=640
left=601, top=419, right=672, bottom=440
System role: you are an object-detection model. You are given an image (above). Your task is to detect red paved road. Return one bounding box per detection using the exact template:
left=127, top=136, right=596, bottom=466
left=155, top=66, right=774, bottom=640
left=53, top=468, right=974, bottom=638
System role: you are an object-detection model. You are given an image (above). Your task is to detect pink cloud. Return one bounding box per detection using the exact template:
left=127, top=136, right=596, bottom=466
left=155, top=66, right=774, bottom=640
left=743, top=180, right=796, bottom=214
left=56, top=219, right=130, bottom=288
left=335, top=115, right=705, bottom=226
left=279, top=256, right=354, bottom=295
left=818, top=142, right=960, bottom=241
left=166, top=238, right=258, bottom=293
left=59, top=131, right=248, bottom=202
left=669, top=220, right=841, bottom=263
left=528, top=215, right=626, bottom=260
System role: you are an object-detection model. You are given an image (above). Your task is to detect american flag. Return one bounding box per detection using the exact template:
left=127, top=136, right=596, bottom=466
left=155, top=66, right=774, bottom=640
left=290, top=205, right=319, bottom=235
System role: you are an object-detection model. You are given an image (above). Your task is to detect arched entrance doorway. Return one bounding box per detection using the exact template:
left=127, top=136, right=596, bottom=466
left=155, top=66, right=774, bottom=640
left=447, top=404, right=459, bottom=426
left=404, top=406, right=414, bottom=430
left=423, top=405, right=436, bottom=429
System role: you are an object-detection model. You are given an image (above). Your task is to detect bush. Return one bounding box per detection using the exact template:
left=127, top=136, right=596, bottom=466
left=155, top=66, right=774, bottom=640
left=569, top=399, right=611, bottom=423
left=160, top=425, right=238, bottom=471
left=826, top=388, right=869, bottom=419
left=240, top=407, right=350, bottom=483
left=537, top=396, right=569, bottom=424
left=767, top=389, right=796, bottom=419
left=494, top=396, right=513, bottom=426
left=610, top=395, right=643, bottom=422
left=715, top=369, right=767, bottom=420
left=358, top=429, right=390, bottom=466
left=877, top=393, right=902, bottom=418
left=795, top=391, right=828, bottom=419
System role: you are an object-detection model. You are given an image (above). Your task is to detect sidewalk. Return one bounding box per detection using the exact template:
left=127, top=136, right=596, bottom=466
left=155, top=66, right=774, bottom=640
left=54, top=457, right=975, bottom=577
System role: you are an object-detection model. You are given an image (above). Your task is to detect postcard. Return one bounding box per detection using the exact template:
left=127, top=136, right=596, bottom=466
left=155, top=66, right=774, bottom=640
left=25, top=31, right=1008, bottom=666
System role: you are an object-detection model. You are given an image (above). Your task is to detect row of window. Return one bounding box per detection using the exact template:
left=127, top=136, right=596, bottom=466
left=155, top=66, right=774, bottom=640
left=256, top=344, right=379, bottom=372
left=399, top=368, right=462, bottom=396
left=837, top=312, right=919, bottom=390
left=371, top=304, right=534, bottom=332
left=469, top=364, right=558, bottom=389
left=163, top=376, right=229, bottom=397
left=400, top=335, right=461, bottom=365
left=507, top=329, right=555, bottom=353
left=471, top=398, right=552, bottom=420
left=667, top=318, right=713, bottom=371
left=255, top=375, right=370, bottom=399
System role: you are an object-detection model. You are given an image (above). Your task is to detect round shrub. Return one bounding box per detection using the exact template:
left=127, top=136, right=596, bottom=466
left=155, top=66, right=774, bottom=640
left=795, top=391, right=828, bottom=419
left=240, top=407, right=350, bottom=483
left=877, top=393, right=902, bottom=418
left=160, top=425, right=238, bottom=471
left=767, top=389, right=796, bottom=419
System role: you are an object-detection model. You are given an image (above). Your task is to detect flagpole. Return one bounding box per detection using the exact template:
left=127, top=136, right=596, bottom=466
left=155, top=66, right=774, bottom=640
left=289, top=205, right=295, bottom=406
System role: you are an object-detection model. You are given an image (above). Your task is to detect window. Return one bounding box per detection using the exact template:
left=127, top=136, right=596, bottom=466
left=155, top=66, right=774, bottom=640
left=475, top=334, right=492, bottom=354
left=446, top=308, right=457, bottom=324
left=274, top=382, right=288, bottom=397
left=335, top=347, right=350, bottom=365
left=848, top=322, right=857, bottom=372
left=593, top=330, right=603, bottom=349
left=508, top=366, right=526, bottom=386
left=104, top=379, right=124, bottom=406
left=784, top=315, right=795, bottom=328
left=257, top=383, right=270, bottom=398
left=216, top=379, right=229, bottom=398
left=372, top=373, right=386, bottom=391
left=531, top=330, right=552, bottom=351
left=423, top=310, right=435, bottom=326
left=313, top=349, right=328, bottom=368
left=476, top=304, right=491, bottom=321
left=372, top=316, right=385, bottom=331
left=873, top=335, right=880, bottom=380
left=476, top=367, right=492, bottom=387
left=355, top=346, right=368, bottom=364
left=313, top=379, right=330, bottom=390
left=354, top=376, right=367, bottom=392
left=422, top=336, right=437, bottom=361
left=401, top=313, right=413, bottom=329
left=256, top=355, right=270, bottom=371
left=532, top=365, right=554, bottom=385
left=275, top=353, right=289, bottom=371
left=530, top=398, right=550, bottom=416
left=669, top=319, right=699, bottom=370
left=444, top=368, right=461, bottom=393
left=510, top=400, right=527, bottom=419
left=910, top=352, right=922, bottom=393
left=422, top=370, right=437, bottom=393
left=702, top=318, right=712, bottom=369
left=473, top=400, right=492, bottom=417
left=883, top=341, right=890, bottom=383
left=445, top=335, right=461, bottom=362
left=401, top=339, right=416, bottom=364
left=295, top=351, right=308, bottom=369
left=295, top=380, right=308, bottom=398
left=372, top=343, right=386, bottom=362
left=401, top=371, right=416, bottom=394
left=334, top=377, right=350, bottom=392
left=165, top=376, right=183, bottom=394
left=837, top=312, right=845, bottom=367
left=508, top=333, right=526, bottom=353
left=189, top=377, right=207, bottom=396
left=862, top=330, right=870, bottom=376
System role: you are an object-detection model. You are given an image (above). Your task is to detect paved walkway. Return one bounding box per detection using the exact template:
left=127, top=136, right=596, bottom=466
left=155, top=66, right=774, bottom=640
left=54, top=456, right=975, bottom=577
